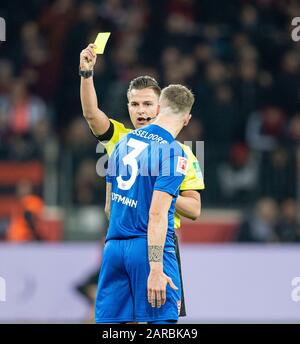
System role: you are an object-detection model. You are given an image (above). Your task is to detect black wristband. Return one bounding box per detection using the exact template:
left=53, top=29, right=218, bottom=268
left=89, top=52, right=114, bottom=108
left=79, top=68, right=93, bottom=78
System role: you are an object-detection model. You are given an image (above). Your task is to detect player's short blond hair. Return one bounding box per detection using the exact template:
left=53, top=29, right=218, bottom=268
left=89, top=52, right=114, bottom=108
left=160, top=84, right=194, bottom=114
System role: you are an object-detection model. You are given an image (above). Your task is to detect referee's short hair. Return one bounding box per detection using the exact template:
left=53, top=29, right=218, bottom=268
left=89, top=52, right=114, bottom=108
left=127, top=76, right=161, bottom=99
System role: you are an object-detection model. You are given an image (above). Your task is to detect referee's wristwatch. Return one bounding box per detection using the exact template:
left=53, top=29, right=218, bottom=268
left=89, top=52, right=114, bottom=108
left=79, top=68, right=94, bottom=78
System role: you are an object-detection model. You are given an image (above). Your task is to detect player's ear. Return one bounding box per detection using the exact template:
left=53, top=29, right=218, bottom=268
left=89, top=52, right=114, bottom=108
left=183, top=114, right=192, bottom=126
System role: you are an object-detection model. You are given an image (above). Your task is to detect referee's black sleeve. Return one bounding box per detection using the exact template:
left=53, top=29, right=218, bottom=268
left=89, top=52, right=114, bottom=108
left=91, top=120, right=114, bottom=142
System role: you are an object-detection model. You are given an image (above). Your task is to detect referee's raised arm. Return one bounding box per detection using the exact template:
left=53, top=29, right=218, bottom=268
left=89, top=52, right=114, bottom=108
left=79, top=43, right=110, bottom=136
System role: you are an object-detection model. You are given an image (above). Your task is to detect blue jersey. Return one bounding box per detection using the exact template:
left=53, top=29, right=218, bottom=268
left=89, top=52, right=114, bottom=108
left=106, top=124, right=187, bottom=249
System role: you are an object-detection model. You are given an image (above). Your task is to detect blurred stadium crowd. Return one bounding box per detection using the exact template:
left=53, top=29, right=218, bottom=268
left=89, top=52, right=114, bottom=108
left=0, top=0, right=299, bottom=242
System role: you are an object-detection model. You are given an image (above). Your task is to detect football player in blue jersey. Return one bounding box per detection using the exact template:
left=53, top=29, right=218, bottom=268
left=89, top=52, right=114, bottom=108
left=80, top=44, right=205, bottom=320
left=95, top=85, right=194, bottom=324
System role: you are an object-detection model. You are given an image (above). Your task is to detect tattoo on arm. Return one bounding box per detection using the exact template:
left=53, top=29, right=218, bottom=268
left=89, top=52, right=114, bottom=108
left=148, top=246, right=163, bottom=262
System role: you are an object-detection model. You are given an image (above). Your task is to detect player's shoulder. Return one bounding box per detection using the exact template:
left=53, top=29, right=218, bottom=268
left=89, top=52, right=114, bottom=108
left=165, top=140, right=186, bottom=162
left=173, top=140, right=185, bottom=150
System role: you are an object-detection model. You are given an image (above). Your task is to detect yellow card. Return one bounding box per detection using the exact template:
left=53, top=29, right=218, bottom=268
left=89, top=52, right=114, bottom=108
left=93, top=32, right=111, bottom=54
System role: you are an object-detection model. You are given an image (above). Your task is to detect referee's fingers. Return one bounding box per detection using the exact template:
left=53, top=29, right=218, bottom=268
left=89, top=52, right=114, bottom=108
left=86, top=47, right=96, bottom=57
left=88, top=43, right=97, bottom=51
left=84, top=49, right=95, bottom=60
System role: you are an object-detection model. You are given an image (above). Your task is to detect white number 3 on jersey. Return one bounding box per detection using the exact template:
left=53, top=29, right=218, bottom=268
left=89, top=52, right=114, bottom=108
left=117, top=138, right=149, bottom=190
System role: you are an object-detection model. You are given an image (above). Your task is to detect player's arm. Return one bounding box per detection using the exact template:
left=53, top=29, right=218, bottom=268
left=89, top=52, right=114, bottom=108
left=175, top=190, right=201, bottom=220
left=104, top=182, right=112, bottom=220
left=80, top=43, right=111, bottom=136
left=147, top=190, right=178, bottom=308
left=175, top=145, right=204, bottom=220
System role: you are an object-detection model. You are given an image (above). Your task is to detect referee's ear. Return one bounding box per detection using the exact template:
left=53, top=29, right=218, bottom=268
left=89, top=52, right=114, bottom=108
left=156, top=104, right=160, bottom=115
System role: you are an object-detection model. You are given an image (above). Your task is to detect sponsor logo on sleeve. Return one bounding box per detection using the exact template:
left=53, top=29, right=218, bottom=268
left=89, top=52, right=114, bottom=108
left=192, top=161, right=203, bottom=179
left=176, top=157, right=188, bottom=175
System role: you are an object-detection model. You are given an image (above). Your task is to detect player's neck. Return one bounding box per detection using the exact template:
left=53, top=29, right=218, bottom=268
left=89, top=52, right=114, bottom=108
left=153, top=114, right=183, bottom=138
